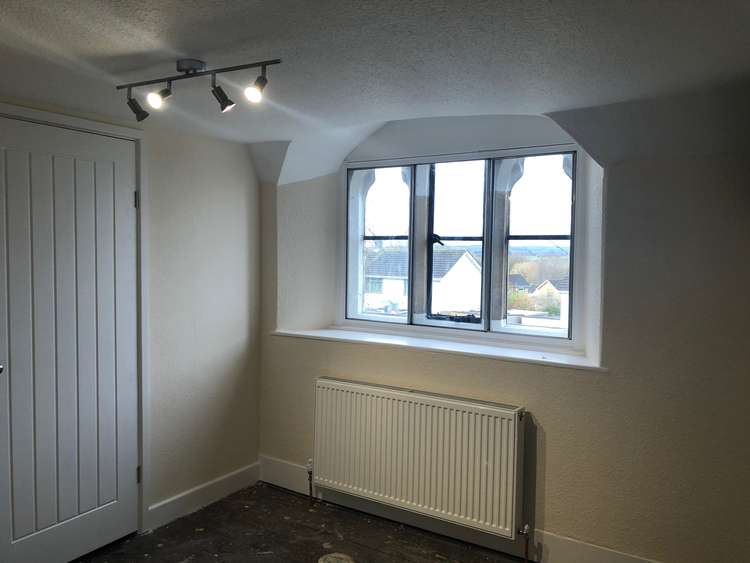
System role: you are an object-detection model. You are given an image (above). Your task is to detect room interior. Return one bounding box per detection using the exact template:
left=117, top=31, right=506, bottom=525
left=0, top=2, right=748, bottom=563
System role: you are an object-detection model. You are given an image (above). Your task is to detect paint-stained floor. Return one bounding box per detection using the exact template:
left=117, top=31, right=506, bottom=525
left=77, top=483, right=521, bottom=563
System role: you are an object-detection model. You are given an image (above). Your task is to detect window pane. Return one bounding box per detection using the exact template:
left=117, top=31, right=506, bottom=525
left=362, top=240, right=409, bottom=318
left=429, top=241, right=483, bottom=322
left=347, top=166, right=411, bottom=322
left=506, top=153, right=572, bottom=236
left=433, top=160, right=486, bottom=237
left=506, top=240, right=570, bottom=333
left=352, top=167, right=410, bottom=236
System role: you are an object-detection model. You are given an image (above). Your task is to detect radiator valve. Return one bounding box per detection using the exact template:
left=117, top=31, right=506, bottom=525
left=518, top=524, right=531, bottom=563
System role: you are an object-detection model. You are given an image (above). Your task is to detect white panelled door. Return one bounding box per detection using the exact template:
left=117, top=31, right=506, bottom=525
left=0, top=116, right=138, bottom=563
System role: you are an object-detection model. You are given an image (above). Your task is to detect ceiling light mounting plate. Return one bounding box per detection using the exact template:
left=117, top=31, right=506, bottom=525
left=176, top=58, right=206, bottom=74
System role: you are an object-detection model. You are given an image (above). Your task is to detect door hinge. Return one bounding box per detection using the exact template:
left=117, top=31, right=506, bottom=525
left=134, top=190, right=140, bottom=209
left=136, top=465, right=142, bottom=484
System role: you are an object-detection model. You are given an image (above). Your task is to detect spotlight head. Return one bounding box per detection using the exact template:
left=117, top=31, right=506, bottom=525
left=147, top=84, right=173, bottom=109
left=126, top=95, right=149, bottom=122
left=211, top=84, right=235, bottom=113
left=244, top=75, right=268, bottom=104
left=146, top=92, right=163, bottom=109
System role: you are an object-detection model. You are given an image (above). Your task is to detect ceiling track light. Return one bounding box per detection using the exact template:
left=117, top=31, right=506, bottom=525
left=116, top=57, right=281, bottom=121
left=126, top=87, right=149, bottom=122
left=211, top=73, right=235, bottom=113
left=147, top=80, right=172, bottom=109
left=245, top=66, right=268, bottom=104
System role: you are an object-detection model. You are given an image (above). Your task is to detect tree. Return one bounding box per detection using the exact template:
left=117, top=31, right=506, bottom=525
left=507, top=289, right=533, bottom=310
left=510, top=261, right=540, bottom=286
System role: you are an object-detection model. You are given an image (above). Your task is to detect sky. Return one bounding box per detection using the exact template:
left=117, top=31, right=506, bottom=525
left=361, top=154, right=572, bottom=237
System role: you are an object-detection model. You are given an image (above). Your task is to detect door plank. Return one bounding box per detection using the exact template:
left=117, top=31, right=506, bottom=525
left=30, top=153, right=58, bottom=529
left=53, top=156, right=79, bottom=521
left=0, top=148, right=11, bottom=561
left=75, top=160, right=98, bottom=513
left=95, top=162, right=116, bottom=505
left=6, top=149, right=35, bottom=538
left=114, top=158, right=137, bottom=512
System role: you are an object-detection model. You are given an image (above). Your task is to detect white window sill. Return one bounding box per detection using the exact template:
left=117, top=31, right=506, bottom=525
left=272, top=327, right=606, bottom=372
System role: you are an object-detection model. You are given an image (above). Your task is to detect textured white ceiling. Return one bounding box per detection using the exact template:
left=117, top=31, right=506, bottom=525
left=1, top=1, right=749, bottom=183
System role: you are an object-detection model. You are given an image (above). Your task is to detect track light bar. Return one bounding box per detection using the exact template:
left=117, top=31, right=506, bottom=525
left=116, top=58, right=280, bottom=91
left=116, top=58, right=281, bottom=120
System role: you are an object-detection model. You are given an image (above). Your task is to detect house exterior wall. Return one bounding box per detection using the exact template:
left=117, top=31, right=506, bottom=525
left=431, top=253, right=482, bottom=314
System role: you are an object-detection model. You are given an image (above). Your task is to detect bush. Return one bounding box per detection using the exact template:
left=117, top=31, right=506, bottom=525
left=544, top=301, right=561, bottom=317
left=507, top=289, right=533, bottom=310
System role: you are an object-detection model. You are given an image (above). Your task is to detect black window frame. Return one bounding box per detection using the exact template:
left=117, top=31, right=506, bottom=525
left=424, top=162, right=487, bottom=325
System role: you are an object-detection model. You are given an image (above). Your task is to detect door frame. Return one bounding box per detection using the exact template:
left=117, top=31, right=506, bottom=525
left=0, top=102, right=152, bottom=533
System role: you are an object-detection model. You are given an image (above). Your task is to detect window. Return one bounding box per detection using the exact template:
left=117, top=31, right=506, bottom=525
left=422, top=160, right=486, bottom=325
left=347, top=166, right=411, bottom=321
left=346, top=151, right=577, bottom=340
left=492, top=153, right=574, bottom=337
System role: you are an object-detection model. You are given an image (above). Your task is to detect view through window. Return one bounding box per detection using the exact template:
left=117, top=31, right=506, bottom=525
left=348, top=167, right=411, bottom=321
left=427, top=160, right=486, bottom=323
left=499, top=154, right=573, bottom=334
left=347, top=152, right=574, bottom=338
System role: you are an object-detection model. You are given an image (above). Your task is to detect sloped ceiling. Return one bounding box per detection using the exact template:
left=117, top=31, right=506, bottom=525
left=1, top=1, right=749, bottom=183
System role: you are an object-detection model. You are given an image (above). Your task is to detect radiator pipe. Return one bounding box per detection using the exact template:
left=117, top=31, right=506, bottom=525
left=306, top=458, right=314, bottom=506
left=518, top=524, right=530, bottom=563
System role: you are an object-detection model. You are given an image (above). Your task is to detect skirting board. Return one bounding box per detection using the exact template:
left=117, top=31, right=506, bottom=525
left=259, top=454, right=310, bottom=493
left=258, top=455, right=661, bottom=563
left=534, top=530, right=661, bottom=563
left=142, top=462, right=260, bottom=531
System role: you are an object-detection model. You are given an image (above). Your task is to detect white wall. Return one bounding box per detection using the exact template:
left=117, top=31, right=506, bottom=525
left=260, top=112, right=750, bottom=563
left=276, top=174, right=339, bottom=330
left=145, top=127, right=261, bottom=507
left=347, top=114, right=571, bottom=164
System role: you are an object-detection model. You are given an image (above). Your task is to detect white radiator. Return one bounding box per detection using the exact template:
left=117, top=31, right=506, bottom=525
left=313, top=378, right=524, bottom=539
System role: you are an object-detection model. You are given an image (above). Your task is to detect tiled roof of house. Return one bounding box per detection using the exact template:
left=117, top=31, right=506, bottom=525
left=365, top=245, right=482, bottom=279
left=364, top=247, right=409, bottom=278
left=431, top=246, right=482, bottom=278
left=535, top=276, right=570, bottom=292
left=549, top=277, right=569, bottom=291
left=508, top=273, right=531, bottom=289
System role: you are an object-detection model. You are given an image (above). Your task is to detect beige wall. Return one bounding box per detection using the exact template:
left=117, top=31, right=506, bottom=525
left=260, top=153, right=750, bottom=563
left=276, top=174, right=339, bottom=330
left=146, top=128, right=261, bottom=505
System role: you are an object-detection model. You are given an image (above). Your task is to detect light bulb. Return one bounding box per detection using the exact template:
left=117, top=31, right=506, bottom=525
left=146, top=92, right=163, bottom=109
left=244, top=85, right=262, bottom=103
left=244, top=74, right=268, bottom=104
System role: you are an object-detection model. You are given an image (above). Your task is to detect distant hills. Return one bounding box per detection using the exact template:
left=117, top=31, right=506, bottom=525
left=509, top=244, right=569, bottom=257
left=439, top=242, right=570, bottom=257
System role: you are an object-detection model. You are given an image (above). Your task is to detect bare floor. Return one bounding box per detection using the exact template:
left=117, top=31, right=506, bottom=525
left=77, top=483, right=521, bottom=563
